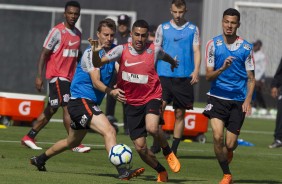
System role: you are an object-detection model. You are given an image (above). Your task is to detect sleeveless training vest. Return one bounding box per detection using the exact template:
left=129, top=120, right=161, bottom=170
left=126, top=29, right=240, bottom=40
left=117, top=43, right=162, bottom=106
left=45, top=23, right=81, bottom=81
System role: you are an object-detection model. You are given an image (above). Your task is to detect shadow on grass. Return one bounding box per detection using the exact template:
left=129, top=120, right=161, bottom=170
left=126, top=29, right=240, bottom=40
left=178, top=155, right=216, bottom=160
left=93, top=173, right=207, bottom=183
left=137, top=175, right=206, bottom=183
left=235, top=179, right=282, bottom=184
left=51, top=171, right=120, bottom=181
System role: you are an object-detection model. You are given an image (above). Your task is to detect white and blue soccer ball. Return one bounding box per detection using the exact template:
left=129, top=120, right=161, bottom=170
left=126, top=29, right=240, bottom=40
left=109, top=144, right=132, bottom=168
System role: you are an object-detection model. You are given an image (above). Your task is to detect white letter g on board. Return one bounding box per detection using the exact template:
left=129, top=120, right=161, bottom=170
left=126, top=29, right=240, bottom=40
left=19, top=101, right=31, bottom=115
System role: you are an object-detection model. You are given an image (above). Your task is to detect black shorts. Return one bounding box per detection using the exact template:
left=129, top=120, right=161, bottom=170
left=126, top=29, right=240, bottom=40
left=67, top=98, right=103, bottom=130
left=48, top=78, right=71, bottom=108
left=159, top=77, right=194, bottom=110
left=125, top=99, right=162, bottom=140
left=203, top=96, right=245, bottom=135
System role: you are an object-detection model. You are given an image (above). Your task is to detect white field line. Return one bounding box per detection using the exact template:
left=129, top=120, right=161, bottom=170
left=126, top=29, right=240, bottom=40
left=50, top=119, right=125, bottom=127
left=1, top=140, right=282, bottom=157
left=50, top=119, right=274, bottom=135
left=207, top=128, right=273, bottom=135
left=2, top=140, right=192, bottom=153
left=0, top=140, right=104, bottom=147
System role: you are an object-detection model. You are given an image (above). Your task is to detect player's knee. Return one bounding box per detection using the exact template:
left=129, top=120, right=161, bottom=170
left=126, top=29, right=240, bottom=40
left=133, top=141, right=146, bottom=153
left=147, top=127, right=158, bottom=136
left=68, top=140, right=80, bottom=148
left=136, top=145, right=147, bottom=155
left=106, top=125, right=116, bottom=137
left=44, top=106, right=58, bottom=119
left=175, top=109, right=185, bottom=120
left=213, top=134, right=224, bottom=144
left=226, top=139, right=237, bottom=150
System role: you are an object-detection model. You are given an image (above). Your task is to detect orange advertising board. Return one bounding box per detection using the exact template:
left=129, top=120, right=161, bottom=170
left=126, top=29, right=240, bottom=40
left=0, top=92, right=45, bottom=122
left=162, top=106, right=208, bottom=137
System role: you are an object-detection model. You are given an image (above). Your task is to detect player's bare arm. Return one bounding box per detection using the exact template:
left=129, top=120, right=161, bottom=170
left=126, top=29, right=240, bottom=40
left=161, top=52, right=179, bottom=72
left=242, top=70, right=255, bottom=115
left=205, top=56, right=235, bottom=81
left=190, top=44, right=201, bottom=85
left=88, top=38, right=109, bottom=67
left=35, top=48, right=52, bottom=92
left=155, top=45, right=178, bottom=71
left=90, top=69, right=126, bottom=103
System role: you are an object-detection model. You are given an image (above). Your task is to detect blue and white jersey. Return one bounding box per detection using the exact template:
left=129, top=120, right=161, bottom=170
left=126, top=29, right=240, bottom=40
left=70, top=45, right=116, bottom=105
left=206, top=35, right=254, bottom=101
left=155, top=21, right=200, bottom=77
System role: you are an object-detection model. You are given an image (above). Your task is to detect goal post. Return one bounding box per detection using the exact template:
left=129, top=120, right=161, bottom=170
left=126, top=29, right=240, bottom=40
left=0, top=3, right=137, bottom=47
left=234, top=1, right=282, bottom=77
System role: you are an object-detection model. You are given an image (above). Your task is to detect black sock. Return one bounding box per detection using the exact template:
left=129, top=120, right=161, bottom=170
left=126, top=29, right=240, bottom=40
left=37, top=153, right=50, bottom=163
left=219, top=160, right=231, bottom=174
left=154, top=162, right=166, bottom=173
left=27, top=129, right=38, bottom=139
left=159, top=117, right=165, bottom=124
left=171, top=137, right=181, bottom=154
left=116, top=166, right=127, bottom=175
left=152, top=138, right=160, bottom=147
left=162, top=145, right=172, bottom=156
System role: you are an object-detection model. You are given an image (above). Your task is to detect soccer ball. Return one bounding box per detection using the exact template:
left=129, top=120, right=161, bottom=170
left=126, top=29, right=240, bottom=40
left=108, top=144, right=132, bottom=168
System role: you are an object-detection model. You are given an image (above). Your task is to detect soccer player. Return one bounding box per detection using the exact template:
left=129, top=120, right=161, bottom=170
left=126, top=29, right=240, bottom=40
left=153, top=0, right=201, bottom=155
left=30, top=18, right=145, bottom=180
left=106, top=14, right=132, bottom=135
left=21, top=1, right=90, bottom=153
left=89, top=19, right=181, bottom=182
left=203, top=8, right=255, bottom=184
left=269, top=57, right=282, bottom=148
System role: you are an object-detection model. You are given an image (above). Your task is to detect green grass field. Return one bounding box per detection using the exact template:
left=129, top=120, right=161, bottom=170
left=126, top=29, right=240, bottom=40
left=0, top=102, right=282, bottom=184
